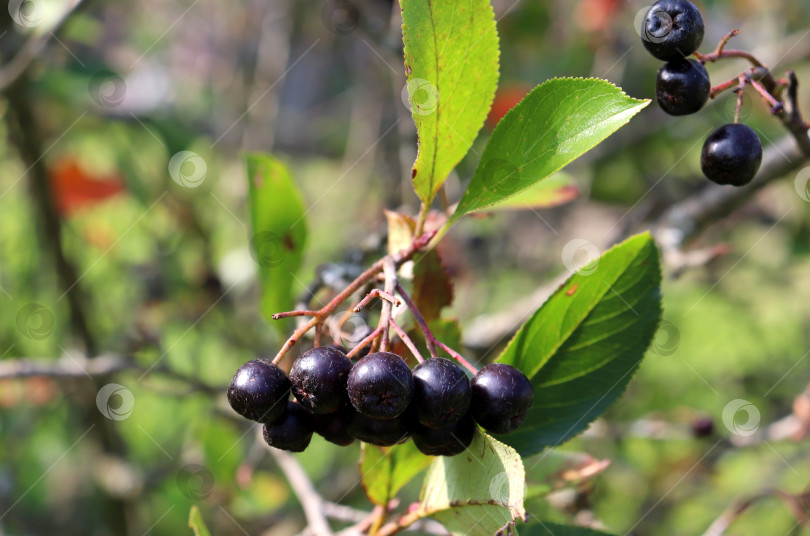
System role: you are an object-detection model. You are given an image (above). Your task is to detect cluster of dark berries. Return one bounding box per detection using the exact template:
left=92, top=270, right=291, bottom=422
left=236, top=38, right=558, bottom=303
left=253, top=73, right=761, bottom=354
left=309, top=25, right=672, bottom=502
left=227, top=347, right=534, bottom=456
left=642, top=0, right=763, bottom=187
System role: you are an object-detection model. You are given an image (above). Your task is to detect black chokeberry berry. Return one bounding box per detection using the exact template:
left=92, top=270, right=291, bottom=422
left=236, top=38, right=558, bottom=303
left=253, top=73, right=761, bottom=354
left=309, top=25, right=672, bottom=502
left=347, top=411, right=410, bottom=446
left=642, top=0, right=704, bottom=61
left=290, top=346, right=353, bottom=414
left=227, top=359, right=291, bottom=423
left=656, top=59, right=710, bottom=116
left=700, top=123, right=762, bottom=186
left=262, top=401, right=315, bottom=452
left=470, top=363, right=534, bottom=435
left=313, top=407, right=356, bottom=446
left=691, top=416, right=715, bottom=438
left=411, top=357, right=471, bottom=429
left=347, top=352, right=414, bottom=419
left=411, top=413, right=476, bottom=456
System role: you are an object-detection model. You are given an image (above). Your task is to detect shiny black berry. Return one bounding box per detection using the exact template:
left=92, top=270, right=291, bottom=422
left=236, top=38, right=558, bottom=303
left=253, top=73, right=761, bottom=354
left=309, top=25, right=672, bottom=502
left=227, top=359, right=290, bottom=423
left=411, top=358, right=471, bottom=429
left=347, top=352, right=414, bottom=419
left=290, top=346, right=353, bottom=414
left=656, top=59, right=710, bottom=115
left=642, top=0, right=704, bottom=61
left=313, top=407, right=356, bottom=446
left=262, top=401, right=315, bottom=452
left=411, top=413, right=476, bottom=456
left=700, top=123, right=762, bottom=186
left=347, top=411, right=410, bottom=446
left=470, top=363, right=534, bottom=434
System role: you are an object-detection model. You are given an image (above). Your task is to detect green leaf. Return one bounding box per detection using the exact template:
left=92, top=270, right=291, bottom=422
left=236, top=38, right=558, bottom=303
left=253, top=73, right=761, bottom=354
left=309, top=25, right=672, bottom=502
left=360, top=441, right=432, bottom=507
left=245, top=154, right=308, bottom=332
left=496, top=233, right=662, bottom=457
left=402, top=0, right=499, bottom=204
left=412, top=431, right=525, bottom=536
left=520, top=522, right=617, bottom=536
left=188, top=506, right=212, bottom=536
left=474, top=171, right=579, bottom=212
left=450, top=78, right=649, bottom=221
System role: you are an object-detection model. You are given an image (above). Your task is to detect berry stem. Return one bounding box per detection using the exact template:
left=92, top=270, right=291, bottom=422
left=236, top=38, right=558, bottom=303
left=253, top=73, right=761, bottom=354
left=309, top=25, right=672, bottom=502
left=271, top=231, right=436, bottom=365
left=435, top=341, right=478, bottom=375
left=378, top=258, right=398, bottom=353
left=746, top=75, right=784, bottom=114
left=733, top=87, right=744, bottom=124
left=395, top=282, right=439, bottom=358
left=388, top=318, right=425, bottom=363
left=353, top=289, right=400, bottom=312
left=346, top=325, right=384, bottom=359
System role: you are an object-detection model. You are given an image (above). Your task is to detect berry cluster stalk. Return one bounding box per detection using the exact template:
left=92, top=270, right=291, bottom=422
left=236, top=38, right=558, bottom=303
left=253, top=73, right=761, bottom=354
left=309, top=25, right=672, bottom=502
left=270, top=231, right=435, bottom=365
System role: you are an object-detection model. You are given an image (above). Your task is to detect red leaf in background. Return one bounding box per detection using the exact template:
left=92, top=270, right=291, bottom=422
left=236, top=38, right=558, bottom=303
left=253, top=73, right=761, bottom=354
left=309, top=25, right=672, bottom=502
left=574, top=0, right=621, bottom=33
left=49, top=158, right=126, bottom=216
left=486, top=84, right=531, bottom=129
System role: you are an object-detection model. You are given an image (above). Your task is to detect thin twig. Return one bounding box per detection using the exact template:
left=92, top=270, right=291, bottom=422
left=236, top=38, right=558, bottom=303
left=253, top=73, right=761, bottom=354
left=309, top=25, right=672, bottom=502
left=271, top=232, right=436, bottom=365
left=266, top=443, right=333, bottom=536
left=378, top=259, right=397, bottom=352
left=273, top=310, right=321, bottom=320
left=388, top=319, right=424, bottom=363
left=435, top=341, right=478, bottom=375
left=346, top=326, right=384, bottom=359
left=354, top=289, right=400, bottom=312
left=700, top=489, right=808, bottom=536
left=395, top=283, right=439, bottom=358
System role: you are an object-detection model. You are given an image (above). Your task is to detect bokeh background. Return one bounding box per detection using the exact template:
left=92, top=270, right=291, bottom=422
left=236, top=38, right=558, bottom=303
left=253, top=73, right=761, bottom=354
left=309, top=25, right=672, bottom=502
left=1, top=0, right=810, bottom=534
